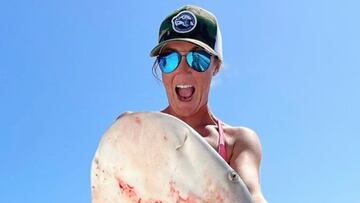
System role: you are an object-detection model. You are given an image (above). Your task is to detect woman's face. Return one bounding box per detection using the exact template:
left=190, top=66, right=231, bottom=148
left=160, top=41, right=219, bottom=117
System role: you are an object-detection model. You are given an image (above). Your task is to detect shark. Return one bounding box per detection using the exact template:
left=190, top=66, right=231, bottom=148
left=91, top=112, right=253, bottom=203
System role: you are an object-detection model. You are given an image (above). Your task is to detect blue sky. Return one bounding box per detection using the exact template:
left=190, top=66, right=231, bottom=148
left=1, top=0, right=359, bottom=202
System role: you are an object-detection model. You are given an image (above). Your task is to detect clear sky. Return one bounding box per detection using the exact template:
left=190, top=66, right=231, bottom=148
left=1, top=0, right=359, bottom=202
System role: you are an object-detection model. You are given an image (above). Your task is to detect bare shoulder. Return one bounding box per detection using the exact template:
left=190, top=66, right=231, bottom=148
left=225, top=125, right=262, bottom=155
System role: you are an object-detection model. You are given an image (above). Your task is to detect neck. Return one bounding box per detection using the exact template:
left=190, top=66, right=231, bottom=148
left=161, top=104, right=217, bottom=130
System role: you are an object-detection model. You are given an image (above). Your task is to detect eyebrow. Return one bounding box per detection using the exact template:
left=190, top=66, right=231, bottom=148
left=161, top=46, right=204, bottom=53
left=160, top=47, right=176, bottom=53
left=191, top=46, right=203, bottom=51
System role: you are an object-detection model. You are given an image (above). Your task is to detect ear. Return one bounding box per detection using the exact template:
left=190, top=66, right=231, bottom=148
left=212, top=62, right=221, bottom=76
left=213, top=68, right=218, bottom=76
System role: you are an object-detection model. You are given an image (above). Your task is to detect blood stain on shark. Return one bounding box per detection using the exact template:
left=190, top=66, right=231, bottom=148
left=169, top=181, right=200, bottom=203
left=116, top=176, right=164, bottom=203
left=134, top=116, right=141, bottom=125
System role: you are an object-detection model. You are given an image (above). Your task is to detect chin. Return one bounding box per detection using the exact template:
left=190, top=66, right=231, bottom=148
left=172, top=102, right=207, bottom=119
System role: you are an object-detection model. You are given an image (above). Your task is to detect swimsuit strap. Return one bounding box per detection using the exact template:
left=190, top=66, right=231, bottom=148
left=217, top=119, right=228, bottom=162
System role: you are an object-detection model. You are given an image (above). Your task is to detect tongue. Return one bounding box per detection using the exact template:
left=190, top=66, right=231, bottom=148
left=178, top=87, right=194, bottom=98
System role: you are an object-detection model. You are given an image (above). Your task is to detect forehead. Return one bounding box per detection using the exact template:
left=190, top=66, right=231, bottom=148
left=161, top=41, right=201, bottom=52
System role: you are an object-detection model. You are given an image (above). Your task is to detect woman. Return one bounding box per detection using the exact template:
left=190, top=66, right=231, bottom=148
left=150, top=5, right=267, bottom=203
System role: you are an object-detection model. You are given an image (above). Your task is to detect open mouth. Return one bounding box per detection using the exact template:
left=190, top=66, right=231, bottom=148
left=175, top=84, right=195, bottom=102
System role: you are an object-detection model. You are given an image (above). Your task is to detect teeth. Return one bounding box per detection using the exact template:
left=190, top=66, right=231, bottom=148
left=176, top=84, right=193, bottom=88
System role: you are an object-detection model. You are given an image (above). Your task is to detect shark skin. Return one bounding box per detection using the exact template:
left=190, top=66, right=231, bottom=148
left=91, top=112, right=253, bottom=203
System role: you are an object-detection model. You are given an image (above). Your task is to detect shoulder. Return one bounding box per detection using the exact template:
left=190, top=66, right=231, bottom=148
left=226, top=126, right=262, bottom=163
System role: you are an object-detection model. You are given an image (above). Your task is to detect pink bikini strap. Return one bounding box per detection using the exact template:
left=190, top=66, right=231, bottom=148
left=217, top=119, right=227, bottom=162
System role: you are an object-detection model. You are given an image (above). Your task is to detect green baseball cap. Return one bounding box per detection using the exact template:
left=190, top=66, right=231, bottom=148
left=150, top=5, right=223, bottom=60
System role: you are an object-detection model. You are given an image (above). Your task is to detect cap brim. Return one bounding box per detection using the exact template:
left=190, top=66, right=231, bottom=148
left=150, top=38, right=221, bottom=60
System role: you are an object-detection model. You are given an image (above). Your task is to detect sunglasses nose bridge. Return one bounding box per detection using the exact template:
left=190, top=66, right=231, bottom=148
left=177, top=52, right=192, bottom=72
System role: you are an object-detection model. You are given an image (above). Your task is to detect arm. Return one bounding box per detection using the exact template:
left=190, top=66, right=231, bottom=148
left=229, top=128, right=267, bottom=203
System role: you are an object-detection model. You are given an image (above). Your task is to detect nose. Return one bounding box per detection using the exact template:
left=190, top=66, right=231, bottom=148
left=176, top=53, right=192, bottom=73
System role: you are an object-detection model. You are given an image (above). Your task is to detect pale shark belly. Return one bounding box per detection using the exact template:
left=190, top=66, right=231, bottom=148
left=91, top=112, right=253, bottom=203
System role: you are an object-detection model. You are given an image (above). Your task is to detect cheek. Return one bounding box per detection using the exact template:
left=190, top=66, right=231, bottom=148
left=162, top=74, right=168, bottom=84
left=162, top=74, right=173, bottom=92
left=195, top=73, right=213, bottom=93
left=205, top=66, right=215, bottom=80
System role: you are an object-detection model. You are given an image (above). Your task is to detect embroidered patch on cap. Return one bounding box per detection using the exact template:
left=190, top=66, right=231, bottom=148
left=171, top=11, right=197, bottom=33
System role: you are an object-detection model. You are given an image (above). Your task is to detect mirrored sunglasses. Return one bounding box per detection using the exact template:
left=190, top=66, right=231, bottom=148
left=157, top=50, right=212, bottom=73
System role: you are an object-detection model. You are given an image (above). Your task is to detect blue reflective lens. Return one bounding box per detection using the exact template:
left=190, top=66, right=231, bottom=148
left=158, top=52, right=180, bottom=73
left=158, top=50, right=211, bottom=73
left=187, top=50, right=211, bottom=72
